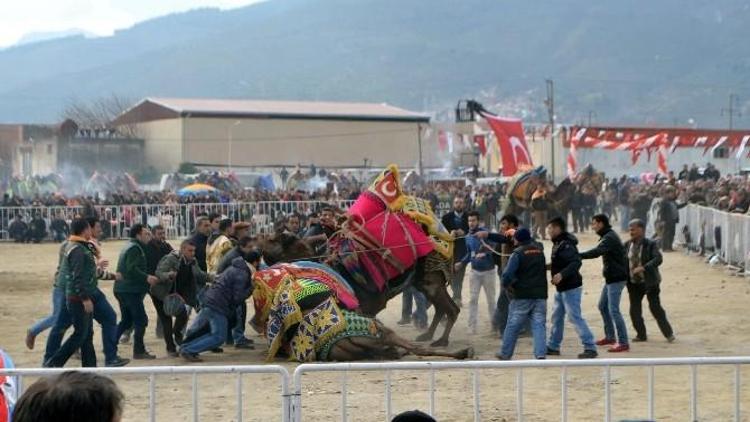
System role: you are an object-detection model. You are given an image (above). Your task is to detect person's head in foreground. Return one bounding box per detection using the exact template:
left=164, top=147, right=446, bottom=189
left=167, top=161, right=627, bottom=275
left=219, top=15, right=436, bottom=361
left=392, top=409, right=436, bottom=422
left=13, top=371, right=124, bottom=422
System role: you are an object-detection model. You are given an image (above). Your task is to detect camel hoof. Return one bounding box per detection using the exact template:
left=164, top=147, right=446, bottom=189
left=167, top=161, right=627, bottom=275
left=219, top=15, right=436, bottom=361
left=430, top=338, right=449, bottom=348
left=415, top=332, right=433, bottom=342
left=462, top=347, right=475, bottom=360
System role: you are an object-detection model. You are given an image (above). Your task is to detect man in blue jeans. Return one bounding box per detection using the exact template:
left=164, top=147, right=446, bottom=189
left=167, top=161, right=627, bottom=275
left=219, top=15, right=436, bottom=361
left=496, top=228, right=548, bottom=360
left=44, top=219, right=98, bottom=368
left=580, top=214, right=630, bottom=353
left=398, top=286, right=428, bottom=330
left=544, top=217, right=598, bottom=359
left=42, top=219, right=130, bottom=367
left=180, top=252, right=258, bottom=362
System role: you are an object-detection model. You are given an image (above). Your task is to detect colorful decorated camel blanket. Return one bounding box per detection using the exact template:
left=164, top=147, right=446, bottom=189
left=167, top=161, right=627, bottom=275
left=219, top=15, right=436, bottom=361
left=340, top=165, right=453, bottom=292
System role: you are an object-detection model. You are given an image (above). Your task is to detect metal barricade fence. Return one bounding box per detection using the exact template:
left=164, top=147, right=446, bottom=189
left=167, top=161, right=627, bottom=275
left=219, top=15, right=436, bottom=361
left=0, top=364, right=291, bottom=422
left=3, top=357, right=748, bottom=421
left=0, top=200, right=355, bottom=242
left=291, top=357, right=750, bottom=422
left=679, top=204, right=750, bottom=272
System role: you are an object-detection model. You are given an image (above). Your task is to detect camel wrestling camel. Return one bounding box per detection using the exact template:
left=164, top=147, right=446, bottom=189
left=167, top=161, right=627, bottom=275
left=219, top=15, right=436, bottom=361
left=251, top=261, right=473, bottom=362
left=260, top=165, right=460, bottom=348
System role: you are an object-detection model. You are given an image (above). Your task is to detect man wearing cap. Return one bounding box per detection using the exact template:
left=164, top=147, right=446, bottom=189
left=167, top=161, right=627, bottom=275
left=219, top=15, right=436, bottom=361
left=496, top=227, right=548, bottom=360
left=232, top=221, right=251, bottom=243
left=580, top=214, right=630, bottom=353
left=625, top=219, right=675, bottom=343
left=475, top=214, right=532, bottom=338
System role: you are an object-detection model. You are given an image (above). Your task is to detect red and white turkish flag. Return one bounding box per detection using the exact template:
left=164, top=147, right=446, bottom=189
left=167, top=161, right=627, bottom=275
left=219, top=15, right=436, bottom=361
left=483, top=114, right=533, bottom=177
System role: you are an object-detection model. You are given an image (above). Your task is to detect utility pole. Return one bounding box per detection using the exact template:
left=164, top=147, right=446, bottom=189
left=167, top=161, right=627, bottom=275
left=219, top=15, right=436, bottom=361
left=417, top=123, right=424, bottom=176
left=545, top=79, right=555, bottom=180
left=588, top=110, right=596, bottom=127
left=721, top=94, right=741, bottom=129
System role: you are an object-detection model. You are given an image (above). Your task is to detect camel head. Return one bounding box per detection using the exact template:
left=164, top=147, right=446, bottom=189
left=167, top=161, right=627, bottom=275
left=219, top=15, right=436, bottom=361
left=259, top=232, right=314, bottom=266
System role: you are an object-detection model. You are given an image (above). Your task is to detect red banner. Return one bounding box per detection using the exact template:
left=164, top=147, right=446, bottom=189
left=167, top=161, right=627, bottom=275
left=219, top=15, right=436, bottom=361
left=566, top=126, right=750, bottom=153
left=483, top=114, right=533, bottom=177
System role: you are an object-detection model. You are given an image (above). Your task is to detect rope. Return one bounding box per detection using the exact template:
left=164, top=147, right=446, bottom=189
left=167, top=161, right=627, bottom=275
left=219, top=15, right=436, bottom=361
left=278, top=232, right=514, bottom=263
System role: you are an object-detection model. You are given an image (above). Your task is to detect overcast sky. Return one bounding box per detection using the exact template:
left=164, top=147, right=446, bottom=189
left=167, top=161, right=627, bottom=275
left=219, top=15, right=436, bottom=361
left=0, top=0, right=264, bottom=48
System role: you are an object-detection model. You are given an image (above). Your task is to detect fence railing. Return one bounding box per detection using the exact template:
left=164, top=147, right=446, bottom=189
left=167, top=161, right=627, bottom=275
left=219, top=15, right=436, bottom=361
left=679, top=204, right=750, bottom=272
left=0, top=200, right=355, bottom=241
left=292, top=357, right=749, bottom=422
left=0, top=364, right=291, bottom=422
left=4, top=357, right=747, bottom=422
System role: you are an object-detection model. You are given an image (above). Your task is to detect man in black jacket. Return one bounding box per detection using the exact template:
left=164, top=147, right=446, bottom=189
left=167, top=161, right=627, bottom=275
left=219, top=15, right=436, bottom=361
left=216, top=236, right=256, bottom=275
left=625, top=219, right=675, bottom=343
left=441, top=196, right=470, bottom=306
left=545, top=217, right=597, bottom=359
left=190, top=217, right=211, bottom=272
left=496, top=228, right=547, bottom=360
left=580, top=214, right=630, bottom=353
left=658, top=188, right=679, bottom=252
left=179, top=252, right=259, bottom=362
left=215, top=235, right=257, bottom=349
left=145, top=225, right=174, bottom=339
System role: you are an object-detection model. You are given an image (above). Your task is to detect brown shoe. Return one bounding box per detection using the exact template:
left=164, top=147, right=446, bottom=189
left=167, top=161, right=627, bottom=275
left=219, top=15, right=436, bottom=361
left=25, top=330, right=36, bottom=350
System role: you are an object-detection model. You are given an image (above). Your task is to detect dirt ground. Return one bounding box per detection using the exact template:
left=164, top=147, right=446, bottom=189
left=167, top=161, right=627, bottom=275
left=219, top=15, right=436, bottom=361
left=1, top=232, right=749, bottom=421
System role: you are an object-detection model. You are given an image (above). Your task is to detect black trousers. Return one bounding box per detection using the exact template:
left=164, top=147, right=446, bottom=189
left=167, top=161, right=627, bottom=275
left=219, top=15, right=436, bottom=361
left=150, top=294, right=188, bottom=353
left=662, top=221, right=676, bottom=250
left=115, top=292, right=148, bottom=355
left=627, top=282, right=673, bottom=339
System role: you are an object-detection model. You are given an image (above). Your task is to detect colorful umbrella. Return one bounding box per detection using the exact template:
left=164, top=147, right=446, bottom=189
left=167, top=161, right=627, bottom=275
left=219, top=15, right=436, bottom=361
left=177, top=183, right=218, bottom=196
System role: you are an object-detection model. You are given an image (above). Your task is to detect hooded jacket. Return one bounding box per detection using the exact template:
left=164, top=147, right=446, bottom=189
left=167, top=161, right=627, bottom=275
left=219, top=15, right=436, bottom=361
left=550, top=232, right=583, bottom=292
left=202, top=257, right=253, bottom=316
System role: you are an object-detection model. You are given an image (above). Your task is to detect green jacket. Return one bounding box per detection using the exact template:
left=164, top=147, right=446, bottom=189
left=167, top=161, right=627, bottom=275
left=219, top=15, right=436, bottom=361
left=53, top=240, right=70, bottom=288
left=58, top=240, right=97, bottom=301
left=115, top=240, right=150, bottom=294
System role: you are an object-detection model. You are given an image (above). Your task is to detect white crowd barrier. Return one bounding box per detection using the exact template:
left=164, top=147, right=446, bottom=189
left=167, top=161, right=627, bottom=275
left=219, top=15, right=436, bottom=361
left=0, top=364, right=291, bottom=422
left=291, top=357, right=749, bottom=422
left=3, top=356, right=748, bottom=421
left=679, top=204, right=750, bottom=273
left=0, top=200, right=355, bottom=242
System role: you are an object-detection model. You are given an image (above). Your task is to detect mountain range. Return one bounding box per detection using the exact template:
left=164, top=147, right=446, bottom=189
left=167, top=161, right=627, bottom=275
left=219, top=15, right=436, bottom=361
left=1, top=0, right=749, bottom=128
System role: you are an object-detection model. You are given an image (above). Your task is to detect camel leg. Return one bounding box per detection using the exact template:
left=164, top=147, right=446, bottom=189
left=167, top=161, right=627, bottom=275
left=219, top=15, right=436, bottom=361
left=380, top=325, right=473, bottom=360
left=327, top=337, right=403, bottom=361
left=415, top=271, right=459, bottom=347
left=415, top=306, right=444, bottom=342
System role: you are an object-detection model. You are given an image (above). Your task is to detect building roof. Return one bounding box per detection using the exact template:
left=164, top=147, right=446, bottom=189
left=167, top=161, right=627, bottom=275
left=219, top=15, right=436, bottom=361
left=113, top=97, right=430, bottom=125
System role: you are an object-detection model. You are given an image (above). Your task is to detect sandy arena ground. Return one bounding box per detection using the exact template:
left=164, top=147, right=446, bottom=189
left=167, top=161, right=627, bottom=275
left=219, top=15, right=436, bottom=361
left=1, top=232, right=749, bottom=421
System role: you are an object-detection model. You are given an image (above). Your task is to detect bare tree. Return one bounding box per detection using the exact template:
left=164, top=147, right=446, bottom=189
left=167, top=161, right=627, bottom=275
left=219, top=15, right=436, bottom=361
left=61, top=94, right=140, bottom=137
